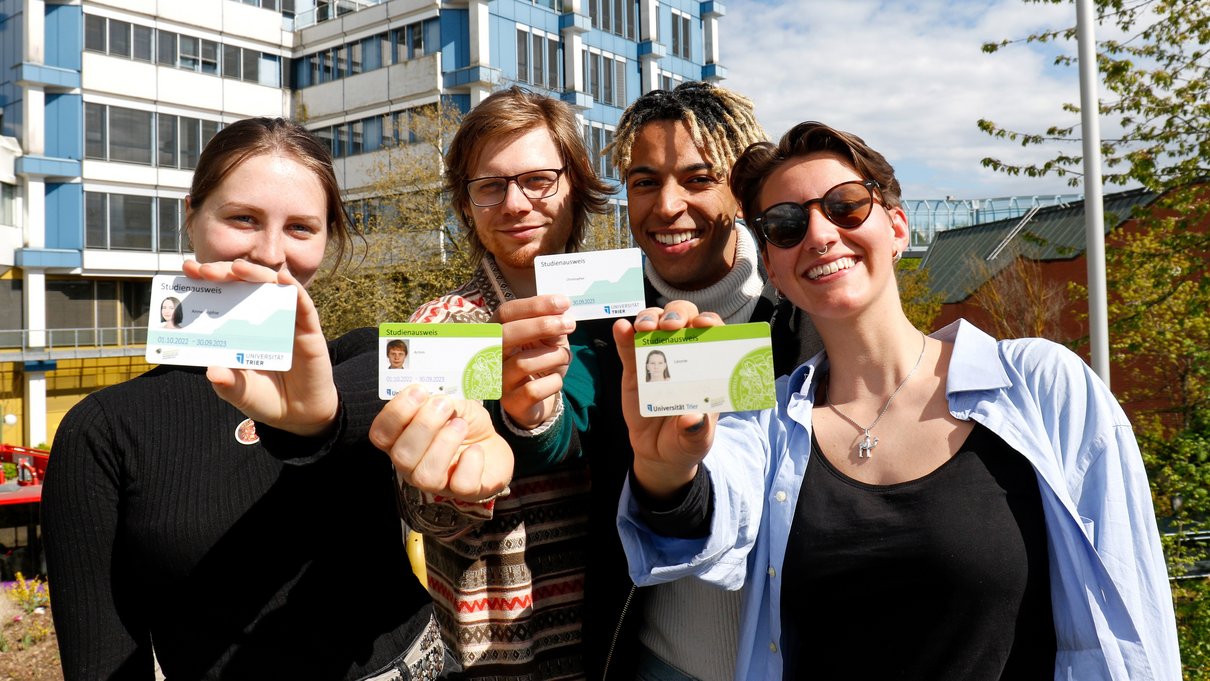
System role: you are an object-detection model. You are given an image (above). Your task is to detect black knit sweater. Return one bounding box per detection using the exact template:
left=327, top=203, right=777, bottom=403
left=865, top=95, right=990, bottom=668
left=43, top=328, right=432, bottom=680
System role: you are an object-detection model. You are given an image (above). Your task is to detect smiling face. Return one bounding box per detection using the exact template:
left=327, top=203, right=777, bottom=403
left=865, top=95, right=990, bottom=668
left=626, top=120, right=739, bottom=290
left=760, top=152, right=909, bottom=322
left=467, top=126, right=573, bottom=285
left=185, top=153, right=329, bottom=288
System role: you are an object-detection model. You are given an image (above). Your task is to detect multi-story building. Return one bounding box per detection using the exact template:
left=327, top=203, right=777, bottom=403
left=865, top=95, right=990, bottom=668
left=0, top=0, right=727, bottom=448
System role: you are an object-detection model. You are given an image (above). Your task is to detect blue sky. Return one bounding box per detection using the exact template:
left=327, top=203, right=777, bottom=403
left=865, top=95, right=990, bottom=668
left=720, top=0, right=1095, bottom=201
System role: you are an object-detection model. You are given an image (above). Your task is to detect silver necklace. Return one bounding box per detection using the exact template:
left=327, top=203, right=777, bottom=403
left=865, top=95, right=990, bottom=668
left=825, top=330, right=927, bottom=459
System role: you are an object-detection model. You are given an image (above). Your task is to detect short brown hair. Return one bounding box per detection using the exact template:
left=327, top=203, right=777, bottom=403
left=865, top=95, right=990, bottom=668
left=444, top=86, right=612, bottom=261
left=186, top=117, right=354, bottom=266
left=731, top=121, right=902, bottom=249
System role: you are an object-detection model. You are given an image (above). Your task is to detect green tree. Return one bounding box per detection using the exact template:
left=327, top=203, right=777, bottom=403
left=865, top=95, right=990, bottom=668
left=311, top=102, right=474, bottom=337
left=896, top=257, right=943, bottom=332
left=981, top=3, right=1210, bottom=676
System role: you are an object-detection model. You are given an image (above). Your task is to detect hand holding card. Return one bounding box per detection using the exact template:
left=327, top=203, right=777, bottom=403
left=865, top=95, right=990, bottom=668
left=170, top=261, right=337, bottom=437
left=494, top=295, right=575, bottom=429
left=612, top=303, right=722, bottom=501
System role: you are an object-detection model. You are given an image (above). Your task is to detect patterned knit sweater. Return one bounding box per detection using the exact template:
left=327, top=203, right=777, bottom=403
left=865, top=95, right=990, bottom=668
left=402, top=255, right=595, bottom=680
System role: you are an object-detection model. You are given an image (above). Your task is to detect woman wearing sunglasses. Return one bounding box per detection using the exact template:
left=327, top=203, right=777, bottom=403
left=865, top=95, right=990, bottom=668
left=611, top=121, right=1180, bottom=680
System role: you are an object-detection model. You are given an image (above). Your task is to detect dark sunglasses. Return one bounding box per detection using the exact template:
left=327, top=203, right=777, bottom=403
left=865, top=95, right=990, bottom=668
left=750, top=179, right=884, bottom=249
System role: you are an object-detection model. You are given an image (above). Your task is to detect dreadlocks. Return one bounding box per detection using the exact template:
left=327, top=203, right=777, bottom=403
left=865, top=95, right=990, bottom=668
left=605, top=81, right=767, bottom=178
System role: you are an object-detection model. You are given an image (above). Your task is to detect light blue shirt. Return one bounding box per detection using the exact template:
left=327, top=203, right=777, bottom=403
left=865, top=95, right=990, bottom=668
left=618, top=320, right=1181, bottom=681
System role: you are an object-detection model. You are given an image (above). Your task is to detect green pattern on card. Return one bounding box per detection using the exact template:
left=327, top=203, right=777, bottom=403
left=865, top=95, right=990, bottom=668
left=462, top=345, right=503, bottom=399
left=728, top=346, right=775, bottom=411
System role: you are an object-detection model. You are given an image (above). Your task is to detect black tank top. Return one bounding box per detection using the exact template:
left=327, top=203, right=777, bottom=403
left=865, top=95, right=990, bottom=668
left=780, top=423, right=1056, bottom=680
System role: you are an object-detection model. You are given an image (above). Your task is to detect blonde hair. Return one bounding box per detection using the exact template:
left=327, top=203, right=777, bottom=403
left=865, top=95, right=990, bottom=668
left=605, top=81, right=767, bottom=178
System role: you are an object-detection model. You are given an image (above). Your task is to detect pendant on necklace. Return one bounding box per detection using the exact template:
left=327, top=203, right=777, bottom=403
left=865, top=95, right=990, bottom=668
left=858, top=431, right=878, bottom=459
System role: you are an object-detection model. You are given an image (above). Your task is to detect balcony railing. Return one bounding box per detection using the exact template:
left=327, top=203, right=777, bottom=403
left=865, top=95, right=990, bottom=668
left=0, top=327, right=148, bottom=362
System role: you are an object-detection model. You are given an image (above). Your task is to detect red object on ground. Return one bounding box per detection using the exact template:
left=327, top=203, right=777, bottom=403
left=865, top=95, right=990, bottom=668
left=0, top=446, right=50, bottom=506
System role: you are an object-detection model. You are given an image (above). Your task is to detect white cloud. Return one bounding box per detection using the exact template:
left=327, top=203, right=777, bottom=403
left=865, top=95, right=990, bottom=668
left=720, top=0, right=1101, bottom=200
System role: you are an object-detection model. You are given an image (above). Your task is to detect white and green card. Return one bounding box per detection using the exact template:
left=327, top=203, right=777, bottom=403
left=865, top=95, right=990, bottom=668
left=378, top=323, right=503, bottom=401
left=634, top=322, right=775, bottom=417
left=534, top=247, right=646, bottom=320
left=145, top=275, right=297, bottom=371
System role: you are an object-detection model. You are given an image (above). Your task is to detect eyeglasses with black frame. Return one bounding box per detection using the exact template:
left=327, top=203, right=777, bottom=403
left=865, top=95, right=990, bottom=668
left=750, top=179, right=884, bottom=249
left=466, top=168, right=566, bottom=208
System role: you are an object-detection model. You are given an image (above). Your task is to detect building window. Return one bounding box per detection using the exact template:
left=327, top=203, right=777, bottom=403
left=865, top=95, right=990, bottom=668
left=670, top=10, right=692, bottom=59
left=158, top=115, right=178, bottom=167
left=85, top=192, right=179, bottom=252
left=200, top=39, right=219, bottom=74
left=108, top=108, right=154, bottom=165
left=109, top=194, right=155, bottom=250
left=223, top=44, right=242, bottom=78
left=583, top=49, right=626, bottom=107
left=517, top=27, right=559, bottom=90
left=588, top=0, right=636, bottom=39
left=85, top=14, right=107, bottom=52
left=45, top=279, right=152, bottom=344
left=584, top=122, right=617, bottom=180
left=158, top=30, right=177, bottom=65
left=133, top=25, right=154, bottom=62
left=659, top=69, right=684, bottom=92
left=391, top=22, right=426, bottom=64
left=0, top=183, right=15, bottom=226
left=108, top=19, right=132, bottom=58
left=85, top=104, right=219, bottom=169
left=158, top=198, right=184, bottom=252
left=85, top=103, right=107, bottom=160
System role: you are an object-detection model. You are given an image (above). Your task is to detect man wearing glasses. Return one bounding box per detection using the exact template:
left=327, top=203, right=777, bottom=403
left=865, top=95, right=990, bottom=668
left=400, top=86, right=613, bottom=678
left=586, top=81, right=823, bottom=681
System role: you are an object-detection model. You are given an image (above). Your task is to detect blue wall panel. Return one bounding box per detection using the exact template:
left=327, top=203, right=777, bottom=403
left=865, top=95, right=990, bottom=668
left=44, top=93, right=82, bottom=160
left=45, top=183, right=84, bottom=251
left=439, top=10, right=469, bottom=74
left=45, top=4, right=83, bottom=71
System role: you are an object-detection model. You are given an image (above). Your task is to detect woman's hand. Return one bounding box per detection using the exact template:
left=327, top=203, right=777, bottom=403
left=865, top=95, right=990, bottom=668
left=369, top=386, right=514, bottom=503
left=492, top=295, right=575, bottom=430
left=613, top=301, right=724, bottom=501
left=182, top=258, right=338, bottom=437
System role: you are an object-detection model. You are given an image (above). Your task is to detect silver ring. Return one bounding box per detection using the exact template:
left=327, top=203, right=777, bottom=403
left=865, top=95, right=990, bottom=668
left=815, top=244, right=830, bottom=255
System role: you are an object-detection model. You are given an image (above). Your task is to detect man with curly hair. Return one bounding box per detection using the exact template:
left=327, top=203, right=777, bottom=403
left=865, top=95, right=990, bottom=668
left=594, top=81, right=822, bottom=681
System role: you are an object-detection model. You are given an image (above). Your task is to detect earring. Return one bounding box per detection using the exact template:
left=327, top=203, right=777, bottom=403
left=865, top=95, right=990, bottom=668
left=815, top=244, right=830, bottom=255
left=892, top=249, right=902, bottom=263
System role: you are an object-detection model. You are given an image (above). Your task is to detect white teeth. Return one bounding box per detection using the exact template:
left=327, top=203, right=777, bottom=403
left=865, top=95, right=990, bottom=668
left=653, top=231, right=699, bottom=245
left=807, top=257, right=856, bottom=280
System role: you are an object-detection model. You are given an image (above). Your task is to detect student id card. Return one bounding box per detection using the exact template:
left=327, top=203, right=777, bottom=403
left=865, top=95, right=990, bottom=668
left=378, top=323, right=503, bottom=401
left=534, top=247, right=645, bottom=320
left=145, top=275, right=297, bottom=371
left=634, top=322, right=776, bottom=417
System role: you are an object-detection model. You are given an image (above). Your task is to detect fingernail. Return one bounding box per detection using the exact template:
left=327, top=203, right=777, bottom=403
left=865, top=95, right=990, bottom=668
left=554, top=295, right=571, bottom=310
left=562, top=312, right=576, bottom=330
left=637, top=315, right=655, bottom=325
left=686, top=416, right=707, bottom=433
left=664, top=312, right=681, bottom=321
left=432, top=397, right=453, bottom=415
left=405, top=386, right=427, bottom=405
left=449, top=417, right=467, bottom=434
